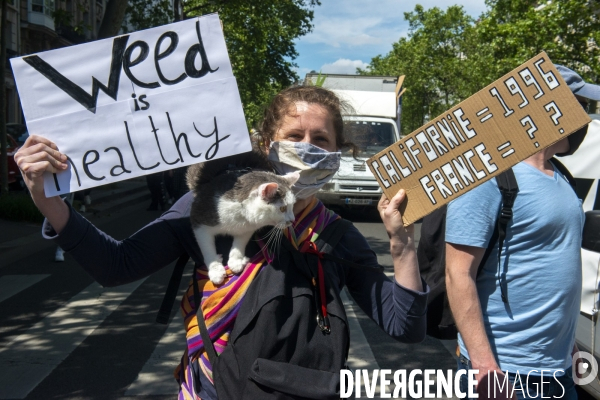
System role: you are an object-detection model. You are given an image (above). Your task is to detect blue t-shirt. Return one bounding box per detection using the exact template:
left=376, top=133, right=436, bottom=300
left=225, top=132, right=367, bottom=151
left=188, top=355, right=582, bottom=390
left=446, top=161, right=584, bottom=375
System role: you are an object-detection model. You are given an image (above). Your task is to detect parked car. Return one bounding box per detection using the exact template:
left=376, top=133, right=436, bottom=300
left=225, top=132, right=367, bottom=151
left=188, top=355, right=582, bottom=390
left=561, top=115, right=600, bottom=397
left=6, top=123, right=28, bottom=145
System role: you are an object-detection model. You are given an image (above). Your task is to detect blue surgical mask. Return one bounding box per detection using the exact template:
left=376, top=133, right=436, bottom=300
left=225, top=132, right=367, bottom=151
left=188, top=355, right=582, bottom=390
left=267, top=142, right=341, bottom=199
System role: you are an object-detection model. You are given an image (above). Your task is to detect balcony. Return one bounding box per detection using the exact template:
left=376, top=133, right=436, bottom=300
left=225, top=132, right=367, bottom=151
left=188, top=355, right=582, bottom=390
left=28, top=11, right=55, bottom=31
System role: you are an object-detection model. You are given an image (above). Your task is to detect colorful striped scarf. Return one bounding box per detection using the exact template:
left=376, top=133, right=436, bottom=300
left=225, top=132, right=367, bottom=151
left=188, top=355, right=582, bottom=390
left=176, top=198, right=339, bottom=399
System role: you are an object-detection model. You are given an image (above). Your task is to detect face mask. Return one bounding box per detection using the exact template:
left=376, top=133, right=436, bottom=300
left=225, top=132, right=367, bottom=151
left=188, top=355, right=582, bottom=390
left=267, top=141, right=341, bottom=199
left=556, top=124, right=589, bottom=157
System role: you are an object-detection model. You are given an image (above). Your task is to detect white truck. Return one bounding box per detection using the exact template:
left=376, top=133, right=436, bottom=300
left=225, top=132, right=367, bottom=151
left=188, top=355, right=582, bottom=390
left=304, top=73, right=404, bottom=208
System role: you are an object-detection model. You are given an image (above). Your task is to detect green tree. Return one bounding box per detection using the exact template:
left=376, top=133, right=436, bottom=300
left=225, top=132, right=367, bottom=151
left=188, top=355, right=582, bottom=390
left=475, top=0, right=600, bottom=82
left=182, top=0, right=320, bottom=127
left=361, top=5, right=475, bottom=134
left=362, top=1, right=600, bottom=135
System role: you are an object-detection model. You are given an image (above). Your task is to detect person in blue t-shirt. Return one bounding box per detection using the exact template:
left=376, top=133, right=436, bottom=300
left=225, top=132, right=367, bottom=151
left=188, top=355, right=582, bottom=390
left=445, top=65, right=600, bottom=400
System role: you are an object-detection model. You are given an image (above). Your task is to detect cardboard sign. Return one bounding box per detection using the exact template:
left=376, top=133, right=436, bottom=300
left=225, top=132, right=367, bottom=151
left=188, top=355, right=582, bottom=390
left=367, top=52, right=591, bottom=225
left=10, top=13, right=251, bottom=196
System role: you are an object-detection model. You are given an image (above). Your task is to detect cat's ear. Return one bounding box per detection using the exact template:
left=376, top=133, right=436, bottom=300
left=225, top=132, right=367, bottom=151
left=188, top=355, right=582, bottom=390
left=282, top=171, right=300, bottom=185
left=258, top=182, right=279, bottom=201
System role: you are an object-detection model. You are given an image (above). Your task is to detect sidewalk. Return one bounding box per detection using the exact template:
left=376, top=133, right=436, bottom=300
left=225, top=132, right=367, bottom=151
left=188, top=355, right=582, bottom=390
left=0, top=177, right=151, bottom=264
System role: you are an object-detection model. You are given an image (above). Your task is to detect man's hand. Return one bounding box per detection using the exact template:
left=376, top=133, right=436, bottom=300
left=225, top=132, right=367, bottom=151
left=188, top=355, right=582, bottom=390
left=472, top=360, right=505, bottom=389
left=476, top=369, right=516, bottom=400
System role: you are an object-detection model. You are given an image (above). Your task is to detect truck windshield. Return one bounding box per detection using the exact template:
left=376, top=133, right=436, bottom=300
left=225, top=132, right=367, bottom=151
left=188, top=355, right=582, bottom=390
left=343, top=120, right=397, bottom=157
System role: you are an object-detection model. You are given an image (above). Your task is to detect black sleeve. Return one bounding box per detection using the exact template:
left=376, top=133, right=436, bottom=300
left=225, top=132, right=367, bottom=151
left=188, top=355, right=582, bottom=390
left=333, top=224, right=429, bottom=343
left=42, top=192, right=201, bottom=287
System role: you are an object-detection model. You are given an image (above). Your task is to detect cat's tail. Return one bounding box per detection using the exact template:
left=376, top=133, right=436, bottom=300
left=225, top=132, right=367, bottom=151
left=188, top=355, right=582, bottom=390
left=186, top=163, right=203, bottom=192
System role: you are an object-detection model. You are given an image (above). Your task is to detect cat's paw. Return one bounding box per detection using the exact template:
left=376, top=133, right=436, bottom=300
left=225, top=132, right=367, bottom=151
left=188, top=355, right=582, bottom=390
left=228, top=255, right=249, bottom=274
left=208, top=262, right=227, bottom=285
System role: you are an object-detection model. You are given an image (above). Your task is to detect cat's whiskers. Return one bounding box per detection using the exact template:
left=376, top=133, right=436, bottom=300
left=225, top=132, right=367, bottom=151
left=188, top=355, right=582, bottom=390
left=259, top=226, right=282, bottom=255
left=255, top=228, right=275, bottom=242
left=270, top=224, right=286, bottom=263
left=272, top=222, right=290, bottom=254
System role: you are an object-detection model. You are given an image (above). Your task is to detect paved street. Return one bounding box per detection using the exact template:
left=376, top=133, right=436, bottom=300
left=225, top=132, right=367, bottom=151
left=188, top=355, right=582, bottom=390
left=0, top=189, right=458, bottom=400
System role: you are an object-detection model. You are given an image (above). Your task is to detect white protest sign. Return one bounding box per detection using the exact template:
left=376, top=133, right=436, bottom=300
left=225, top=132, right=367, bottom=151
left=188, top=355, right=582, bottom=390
left=11, top=13, right=251, bottom=196
left=367, top=52, right=591, bottom=225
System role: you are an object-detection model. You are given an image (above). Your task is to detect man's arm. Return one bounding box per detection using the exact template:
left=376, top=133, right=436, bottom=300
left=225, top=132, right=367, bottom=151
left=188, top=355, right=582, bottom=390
left=446, top=242, right=503, bottom=383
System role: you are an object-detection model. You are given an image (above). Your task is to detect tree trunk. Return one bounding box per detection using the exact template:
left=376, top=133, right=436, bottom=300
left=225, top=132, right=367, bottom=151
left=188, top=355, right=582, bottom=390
left=0, top=0, right=8, bottom=195
left=97, top=0, right=129, bottom=39
left=174, top=0, right=182, bottom=21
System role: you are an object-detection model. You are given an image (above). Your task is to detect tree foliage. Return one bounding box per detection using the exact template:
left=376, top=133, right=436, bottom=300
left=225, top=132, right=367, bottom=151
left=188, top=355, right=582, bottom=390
left=363, top=0, right=600, bottom=134
left=182, top=0, right=320, bottom=127
left=360, top=5, right=475, bottom=134
left=477, top=0, right=600, bottom=81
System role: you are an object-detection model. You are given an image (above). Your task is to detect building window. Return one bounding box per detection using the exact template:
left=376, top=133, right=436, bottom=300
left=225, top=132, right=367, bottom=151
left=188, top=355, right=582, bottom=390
left=32, top=0, right=54, bottom=16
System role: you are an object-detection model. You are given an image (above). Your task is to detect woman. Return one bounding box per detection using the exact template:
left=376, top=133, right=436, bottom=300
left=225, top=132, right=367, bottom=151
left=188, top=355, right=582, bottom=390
left=15, top=85, right=428, bottom=399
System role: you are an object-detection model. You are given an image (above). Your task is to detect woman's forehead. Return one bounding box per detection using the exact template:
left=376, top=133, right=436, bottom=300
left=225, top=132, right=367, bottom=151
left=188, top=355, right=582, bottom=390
left=285, top=101, right=328, bottom=117
left=294, top=101, right=311, bottom=113
left=279, top=102, right=334, bottom=134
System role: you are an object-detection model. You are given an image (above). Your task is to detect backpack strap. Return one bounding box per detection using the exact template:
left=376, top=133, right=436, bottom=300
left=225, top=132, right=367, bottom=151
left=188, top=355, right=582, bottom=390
left=192, top=265, right=219, bottom=367
left=550, top=157, right=577, bottom=190
left=156, top=253, right=191, bottom=324
left=492, top=168, right=518, bottom=304
left=316, top=218, right=383, bottom=271
left=155, top=253, right=218, bottom=366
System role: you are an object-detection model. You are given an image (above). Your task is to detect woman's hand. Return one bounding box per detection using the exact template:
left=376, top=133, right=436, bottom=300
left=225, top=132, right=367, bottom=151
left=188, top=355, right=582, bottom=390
left=15, top=134, right=68, bottom=198
left=14, top=134, right=70, bottom=232
left=378, top=189, right=414, bottom=252
left=378, top=190, right=422, bottom=292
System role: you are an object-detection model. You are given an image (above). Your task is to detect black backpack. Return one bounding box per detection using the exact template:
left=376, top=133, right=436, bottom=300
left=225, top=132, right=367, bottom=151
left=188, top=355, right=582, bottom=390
left=417, top=159, right=576, bottom=340
left=158, top=218, right=378, bottom=399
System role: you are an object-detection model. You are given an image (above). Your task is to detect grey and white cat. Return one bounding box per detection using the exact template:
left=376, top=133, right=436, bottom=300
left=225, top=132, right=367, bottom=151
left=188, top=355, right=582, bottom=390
left=187, top=152, right=298, bottom=284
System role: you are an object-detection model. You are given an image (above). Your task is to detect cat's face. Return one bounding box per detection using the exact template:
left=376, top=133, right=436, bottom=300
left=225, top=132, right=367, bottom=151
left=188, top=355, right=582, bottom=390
left=247, top=172, right=299, bottom=227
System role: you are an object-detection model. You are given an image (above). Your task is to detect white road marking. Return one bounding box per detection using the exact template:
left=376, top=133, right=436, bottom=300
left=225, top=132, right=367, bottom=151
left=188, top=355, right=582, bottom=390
left=125, top=314, right=185, bottom=395
left=0, top=275, right=50, bottom=303
left=0, top=279, right=145, bottom=399
left=342, top=288, right=380, bottom=370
